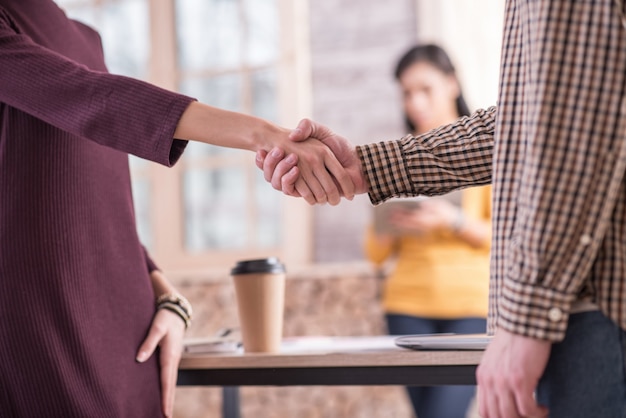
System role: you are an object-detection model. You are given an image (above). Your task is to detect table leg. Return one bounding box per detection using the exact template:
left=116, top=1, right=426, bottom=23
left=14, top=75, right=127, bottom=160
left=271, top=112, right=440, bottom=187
left=222, top=386, right=241, bottom=418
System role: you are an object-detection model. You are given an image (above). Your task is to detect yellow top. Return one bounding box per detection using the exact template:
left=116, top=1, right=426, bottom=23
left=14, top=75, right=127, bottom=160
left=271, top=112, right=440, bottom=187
left=364, top=186, right=491, bottom=319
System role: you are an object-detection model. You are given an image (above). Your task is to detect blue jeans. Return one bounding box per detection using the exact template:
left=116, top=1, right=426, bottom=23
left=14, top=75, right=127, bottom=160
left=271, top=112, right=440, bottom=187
left=386, top=314, right=486, bottom=418
left=536, top=310, right=626, bottom=418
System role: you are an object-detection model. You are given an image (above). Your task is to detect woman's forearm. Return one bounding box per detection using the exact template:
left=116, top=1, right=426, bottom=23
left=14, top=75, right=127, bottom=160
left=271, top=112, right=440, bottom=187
left=173, top=102, right=287, bottom=152
left=174, top=102, right=357, bottom=205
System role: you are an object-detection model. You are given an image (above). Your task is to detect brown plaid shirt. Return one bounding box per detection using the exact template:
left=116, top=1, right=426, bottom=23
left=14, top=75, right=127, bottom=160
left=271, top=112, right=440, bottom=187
left=357, top=0, right=626, bottom=341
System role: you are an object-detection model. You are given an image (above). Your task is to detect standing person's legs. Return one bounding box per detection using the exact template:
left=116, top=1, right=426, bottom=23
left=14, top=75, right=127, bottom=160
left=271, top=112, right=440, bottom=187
left=414, top=317, right=485, bottom=418
left=536, top=310, right=626, bottom=418
left=386, top=315, right=486, bottom=418
left=386, top=314, right=437, bottom=418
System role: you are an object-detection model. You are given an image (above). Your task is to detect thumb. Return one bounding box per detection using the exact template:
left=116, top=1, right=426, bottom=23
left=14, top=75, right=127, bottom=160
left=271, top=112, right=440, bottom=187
left=288, top=118, right=313, bottom=142
left=289, top=118, right=335, bottom=143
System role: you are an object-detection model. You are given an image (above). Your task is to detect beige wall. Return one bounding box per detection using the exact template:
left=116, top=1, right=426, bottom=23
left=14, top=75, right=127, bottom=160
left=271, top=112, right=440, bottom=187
left=415, top=0, right=504, bottom=110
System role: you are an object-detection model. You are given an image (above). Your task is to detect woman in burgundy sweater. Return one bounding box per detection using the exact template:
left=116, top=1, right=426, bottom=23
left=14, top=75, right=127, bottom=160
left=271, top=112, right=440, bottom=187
left=0, top=1, right=351, bottom=416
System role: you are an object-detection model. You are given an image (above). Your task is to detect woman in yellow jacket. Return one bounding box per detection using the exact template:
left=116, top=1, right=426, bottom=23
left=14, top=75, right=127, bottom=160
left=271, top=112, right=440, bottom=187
left=365, top=44, right=491, bottom=418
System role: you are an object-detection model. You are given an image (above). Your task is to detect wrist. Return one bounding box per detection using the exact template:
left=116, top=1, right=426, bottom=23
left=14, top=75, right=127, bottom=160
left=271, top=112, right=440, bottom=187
left=353, top=149, right=370, bottom=194
left=175, top=102, right=277, bottom=152
left=156, top=292, right=193, bottom=329
left=251, top=119, right=286, bottom=153
left=149, top=270, right=175, bottom=297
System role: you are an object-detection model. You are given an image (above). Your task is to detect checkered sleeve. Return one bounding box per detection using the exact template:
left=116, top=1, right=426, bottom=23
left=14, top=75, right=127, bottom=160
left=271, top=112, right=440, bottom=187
left=494, top=0, right=626, bottom=341
left=357, top=106, right=496, bottom=205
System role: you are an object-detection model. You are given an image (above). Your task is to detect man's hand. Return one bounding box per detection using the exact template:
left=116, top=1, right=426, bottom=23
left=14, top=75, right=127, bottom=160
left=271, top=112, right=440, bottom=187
left=175, top=102, right=355, bottom=205
left=476, top=328, right=551, bottom=418
left=271, top=134, right=357, bottom=205
left=255, top=118, right=369, bottom=204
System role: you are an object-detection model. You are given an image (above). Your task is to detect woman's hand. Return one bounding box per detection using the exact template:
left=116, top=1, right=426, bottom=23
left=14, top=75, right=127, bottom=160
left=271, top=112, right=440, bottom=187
left=136, top=308, right=186, bottom=418
left=138, top=269, right=189, bottom=417
left=389, top=199, right=460, bottom=235
left=174, top=102, right=355, bottom=205
left=274, top=134, right=358, bottom=205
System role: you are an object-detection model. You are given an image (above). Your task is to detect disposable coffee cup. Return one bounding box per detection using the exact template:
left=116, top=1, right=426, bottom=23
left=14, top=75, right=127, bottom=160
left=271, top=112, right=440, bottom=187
left=231, top=257, right=286, bottom=353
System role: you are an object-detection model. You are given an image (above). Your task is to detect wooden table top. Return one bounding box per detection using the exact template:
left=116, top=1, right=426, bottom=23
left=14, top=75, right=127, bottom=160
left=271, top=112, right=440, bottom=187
left=179, top=336, right=484, bottom=370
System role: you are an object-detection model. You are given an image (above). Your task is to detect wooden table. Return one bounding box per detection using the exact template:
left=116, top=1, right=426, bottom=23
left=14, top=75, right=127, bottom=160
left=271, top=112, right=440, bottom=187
left=177, top=336, right=484, bottom=418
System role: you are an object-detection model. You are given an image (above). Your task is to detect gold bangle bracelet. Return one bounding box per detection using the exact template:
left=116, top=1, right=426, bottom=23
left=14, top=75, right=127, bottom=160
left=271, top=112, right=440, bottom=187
left=155, top=292, right=193, bottom=318
left=158, top=302, right=191, bottom=329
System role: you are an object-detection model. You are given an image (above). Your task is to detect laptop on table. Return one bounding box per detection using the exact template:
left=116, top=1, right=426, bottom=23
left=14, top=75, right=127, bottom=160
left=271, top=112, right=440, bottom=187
left=394, top=333, right=492, bottom=351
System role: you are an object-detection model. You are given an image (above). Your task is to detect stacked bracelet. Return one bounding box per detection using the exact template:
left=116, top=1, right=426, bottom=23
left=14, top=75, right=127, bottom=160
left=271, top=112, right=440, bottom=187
left=156, top=293, right=193, bottom=329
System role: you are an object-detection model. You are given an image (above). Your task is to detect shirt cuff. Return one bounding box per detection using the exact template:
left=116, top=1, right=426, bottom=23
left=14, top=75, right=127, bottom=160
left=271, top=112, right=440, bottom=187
left=356, top=138, right=414, bottom=205
left=156, top=96, right=195, bottom=167
left=497, top=276, right=577, bottom=342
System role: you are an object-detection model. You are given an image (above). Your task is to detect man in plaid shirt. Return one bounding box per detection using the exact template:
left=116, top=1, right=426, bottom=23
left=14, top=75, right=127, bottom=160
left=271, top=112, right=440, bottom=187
left=258, top=1, right=626, bottom=416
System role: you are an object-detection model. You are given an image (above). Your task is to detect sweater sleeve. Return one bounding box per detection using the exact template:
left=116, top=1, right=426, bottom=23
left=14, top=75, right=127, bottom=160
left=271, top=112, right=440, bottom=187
left=0, top=8, right=195, bottom=167
left=363, top=225, right=396, bottom=266
left=142, top=246, right=159, bottom=274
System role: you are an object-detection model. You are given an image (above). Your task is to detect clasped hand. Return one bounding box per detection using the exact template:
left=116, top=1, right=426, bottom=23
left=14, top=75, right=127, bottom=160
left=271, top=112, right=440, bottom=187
left=256, top=118, right=368, bottom=204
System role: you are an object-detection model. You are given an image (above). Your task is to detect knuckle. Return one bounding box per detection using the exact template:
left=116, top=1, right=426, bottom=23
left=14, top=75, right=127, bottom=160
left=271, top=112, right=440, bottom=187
left=300, top=191, right=313, bottom=203
left=276, top=161, right=290, bottom=176
left=314, top=193, right=326, bottom=204
left=476, top=370, right=495, bottom=388
left=151, top=322, right=167, bottom=336
left=517, top=404, right=531, bottom=416
left=282, top=181, right=294, bottom=194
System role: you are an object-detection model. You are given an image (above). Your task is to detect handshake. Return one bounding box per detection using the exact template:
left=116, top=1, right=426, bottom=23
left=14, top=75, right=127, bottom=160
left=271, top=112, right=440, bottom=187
left=254, top=118, right=370, bottom=206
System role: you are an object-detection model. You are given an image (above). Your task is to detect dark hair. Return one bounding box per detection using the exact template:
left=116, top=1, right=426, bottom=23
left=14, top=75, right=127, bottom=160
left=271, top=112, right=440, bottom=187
left=394, top=44, right=471, bottom=132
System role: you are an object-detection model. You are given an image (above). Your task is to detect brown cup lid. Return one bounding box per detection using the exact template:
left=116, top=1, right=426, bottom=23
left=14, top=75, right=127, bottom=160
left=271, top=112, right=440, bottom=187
left=231, top=257, right=286, bottom=275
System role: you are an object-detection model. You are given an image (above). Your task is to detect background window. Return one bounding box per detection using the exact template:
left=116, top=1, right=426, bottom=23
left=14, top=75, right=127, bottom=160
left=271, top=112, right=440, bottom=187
left=176, top=0, right=281, bottom=254
left=56, top=0, right=311, bottom=272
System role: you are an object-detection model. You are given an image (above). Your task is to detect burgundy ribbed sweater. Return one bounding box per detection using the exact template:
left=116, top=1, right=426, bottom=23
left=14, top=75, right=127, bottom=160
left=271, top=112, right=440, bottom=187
left=0, top=1, right=195, bottom=416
